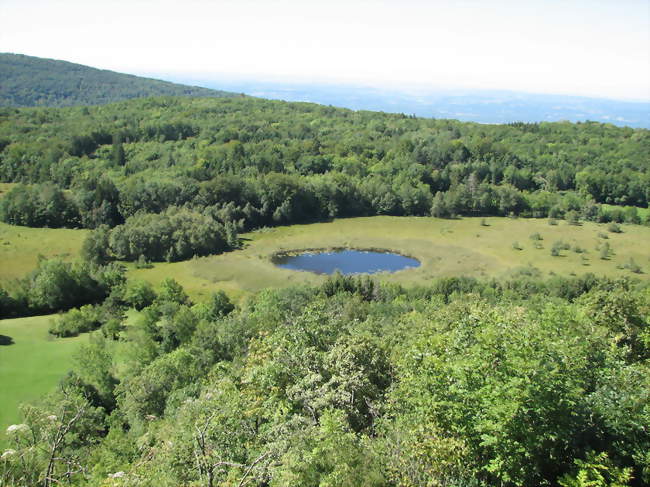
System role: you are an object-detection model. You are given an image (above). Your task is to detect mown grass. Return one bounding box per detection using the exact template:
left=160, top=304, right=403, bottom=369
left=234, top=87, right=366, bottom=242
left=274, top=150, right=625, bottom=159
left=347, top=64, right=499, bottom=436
left=0, top=314, right=88, bottom=447
left=130, top=216, right=650, bottom=301
left=0, top=222, right=88, bottom=284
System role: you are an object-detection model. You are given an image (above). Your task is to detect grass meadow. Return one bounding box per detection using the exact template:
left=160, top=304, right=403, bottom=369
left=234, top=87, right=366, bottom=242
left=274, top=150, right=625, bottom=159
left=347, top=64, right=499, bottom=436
left=0, top=222, right=88, bottom=284
left=0, top=314, right=88, bottom=447
left=129, top=216, right=650, bottom=301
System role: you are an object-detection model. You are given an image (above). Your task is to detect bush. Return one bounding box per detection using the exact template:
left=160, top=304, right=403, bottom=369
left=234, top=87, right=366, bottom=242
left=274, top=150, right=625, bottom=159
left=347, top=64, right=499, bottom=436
left=529, top=232, right=543, bottom=241
left=607, top=222, right=622, bottom=233
left=599, top=242, right=611, bottom=260
left=624, top=258, right=642, bottom=274
left=512, top=241, right=523, bottom=251
left=123, top=280, right=157, bottom=310
left=551, top=241, right=570, bottom=257
left=565, top=210, right=580, bottom=225
left=86, top=207, right=235, bottom=263
left=50, top=305, right=102, bottom=337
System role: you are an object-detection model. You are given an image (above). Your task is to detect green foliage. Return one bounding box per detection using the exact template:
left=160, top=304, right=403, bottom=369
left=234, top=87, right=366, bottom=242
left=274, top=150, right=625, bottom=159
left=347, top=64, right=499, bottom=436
left=566, top=209, right=581, bottom=225
left=624, top=258, right=643, bottom=274
left=192, top=290, right=235, bottom=321
left=123, top=279, right=157, bottom=310
left=49, top=304, right=102, bottom=337
left=157, top=277, right=190, bottom=306
left=92, top=207, right=234, bottom=262
left=0, top=183, right=78, bottom=228
left=600, top=241, right=612, bottom=260
left=7, top=259, right=122, bottom=317
left=1, top=382, right=105, bottom=486
left=551, top=240, right=571, bottom=256
left=559, top=451, right=633, bottom=487
left=609, top=222, right=623, bottom=233
left=1, top=97, right=647, bottom=243
left=3, top=277, right=649, bottom=486
left=0, top=53, right=238, bottom=107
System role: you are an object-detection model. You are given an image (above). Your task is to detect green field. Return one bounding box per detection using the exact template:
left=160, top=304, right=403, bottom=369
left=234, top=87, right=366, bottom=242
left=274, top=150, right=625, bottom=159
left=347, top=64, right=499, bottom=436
left=0, top=222, right=88, bottom=284
left=0, top=314, right=88, bottom=447
left=1, top=216, right=649, bottom=302
left=129, top=216, right=650, bottom=301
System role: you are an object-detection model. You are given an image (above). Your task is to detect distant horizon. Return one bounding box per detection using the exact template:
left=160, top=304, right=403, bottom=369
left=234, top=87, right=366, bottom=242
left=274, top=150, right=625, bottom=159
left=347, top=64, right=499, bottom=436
left=2, top=0, right=648, bottom=102
left=6, top=51, right=650, bottom=105
left=151, top=70, right=650, bottom=104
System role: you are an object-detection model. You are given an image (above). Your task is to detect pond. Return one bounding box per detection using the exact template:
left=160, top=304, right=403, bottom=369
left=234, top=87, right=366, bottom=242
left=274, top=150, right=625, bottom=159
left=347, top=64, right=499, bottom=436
left=273, top=249, right=420, bottom=275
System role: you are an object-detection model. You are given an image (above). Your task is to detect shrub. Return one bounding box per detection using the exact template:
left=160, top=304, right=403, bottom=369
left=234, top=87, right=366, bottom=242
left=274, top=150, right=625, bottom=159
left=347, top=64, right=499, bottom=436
left=123, top=280, right=157, bottom=310
left=624, top=258, right=642, bottom=274
left=529, top=232, right=543, bottom=241
left=607, top=223, right=622, bottom=233
left=565, top=210, right=580, bottom=226
left=599, top=242, right=611, bottom=260
left=551, top=241, right=570, bottom=257
left=512, top=241, right=523, bottom=251
left=50, top=305, right=101, bottom=337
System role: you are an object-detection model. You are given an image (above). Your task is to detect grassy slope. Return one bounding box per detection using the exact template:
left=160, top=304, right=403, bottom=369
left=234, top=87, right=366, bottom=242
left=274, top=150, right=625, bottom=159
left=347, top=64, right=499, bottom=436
left=0, top=314, right=88, bottom=447
left=129, top=216, right=650, bottom=301
left=0, top=222, right=88, bottom=284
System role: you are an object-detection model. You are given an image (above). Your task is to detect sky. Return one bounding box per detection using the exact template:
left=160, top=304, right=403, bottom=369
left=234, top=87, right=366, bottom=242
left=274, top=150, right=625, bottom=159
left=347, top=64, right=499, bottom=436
left=1, top=0, right=649, bottom=101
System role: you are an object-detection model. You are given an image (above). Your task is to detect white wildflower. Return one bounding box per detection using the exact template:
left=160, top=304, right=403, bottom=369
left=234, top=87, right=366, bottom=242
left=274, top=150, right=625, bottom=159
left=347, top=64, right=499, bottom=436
left=47, top=415, right=57, bottom=421
left=1, top=449, right=16, bottom=459
left=109, top=471, right=125, bottom=478
left=6, top=424, right=28, bottom=435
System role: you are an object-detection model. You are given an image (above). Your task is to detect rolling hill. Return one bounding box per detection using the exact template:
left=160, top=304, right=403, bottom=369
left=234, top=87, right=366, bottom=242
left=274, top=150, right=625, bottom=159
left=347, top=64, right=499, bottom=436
left=0, top=53, right=240, bottom=107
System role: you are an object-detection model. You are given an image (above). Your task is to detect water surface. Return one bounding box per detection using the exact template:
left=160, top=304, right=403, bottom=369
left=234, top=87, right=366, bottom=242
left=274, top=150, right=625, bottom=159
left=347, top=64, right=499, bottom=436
left=274, top=249, right=420, bottom=275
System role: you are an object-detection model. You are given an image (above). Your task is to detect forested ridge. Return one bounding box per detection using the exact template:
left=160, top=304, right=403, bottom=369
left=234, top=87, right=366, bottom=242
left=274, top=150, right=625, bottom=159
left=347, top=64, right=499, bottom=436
left=0, top=96, right=648, bottom=262
left=0, top=54, right=238, bottom=108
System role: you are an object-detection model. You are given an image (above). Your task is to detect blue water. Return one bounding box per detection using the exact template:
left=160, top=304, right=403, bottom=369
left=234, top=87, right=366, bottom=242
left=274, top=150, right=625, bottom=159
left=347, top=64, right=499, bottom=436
left=274, top=249, right=420, bottom=275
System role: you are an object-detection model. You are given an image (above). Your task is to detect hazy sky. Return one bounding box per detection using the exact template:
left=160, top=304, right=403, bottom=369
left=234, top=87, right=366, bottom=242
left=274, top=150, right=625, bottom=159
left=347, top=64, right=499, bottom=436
left=2, top=0, right=649, bottom=100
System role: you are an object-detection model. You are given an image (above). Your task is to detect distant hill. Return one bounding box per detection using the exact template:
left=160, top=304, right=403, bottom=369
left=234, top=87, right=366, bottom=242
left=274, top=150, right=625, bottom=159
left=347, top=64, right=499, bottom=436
left=173, top=77, right=650, bottom=128
left=0, top=53, right=239, bottom=107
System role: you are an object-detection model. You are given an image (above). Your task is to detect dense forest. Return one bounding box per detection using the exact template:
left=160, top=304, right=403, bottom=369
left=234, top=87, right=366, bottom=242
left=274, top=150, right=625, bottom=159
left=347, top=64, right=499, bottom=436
left=1, top=93, right=649, bottom=486
left=0, top=54, right=238, bottom=107
left=0, top=96, right=648, bottom=262
left=1, top=271, right=649, bottom=486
